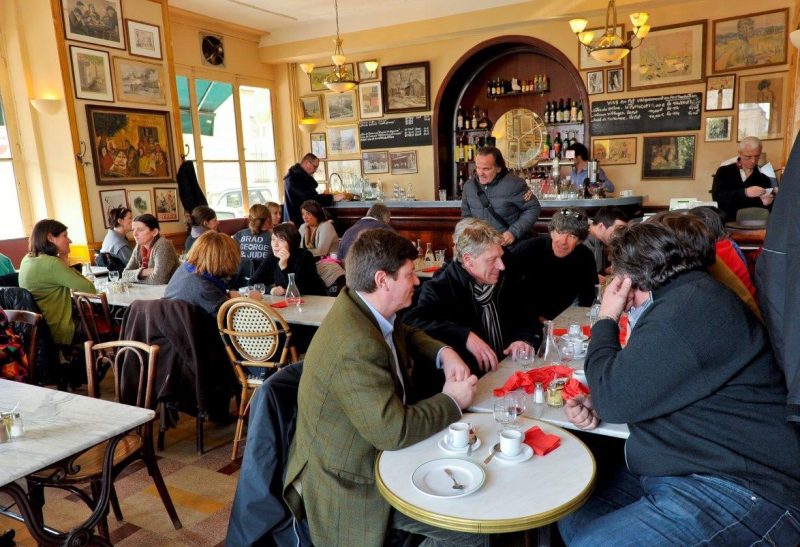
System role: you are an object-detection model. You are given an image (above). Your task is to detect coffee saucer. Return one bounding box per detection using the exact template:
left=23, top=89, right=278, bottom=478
left=494, top=444, right=534, bottom=463
left=438, top=435, right=481, bottom=454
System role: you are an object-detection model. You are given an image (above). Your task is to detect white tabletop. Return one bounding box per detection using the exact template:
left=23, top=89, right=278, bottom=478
left=552, top=306, right=591, bottom=329
left=104, top=283, right=167, bottom=307
left=376, top=412, right=596, bottom=533
left=0, top=380, right=154, bottom=486
left=262, top=295, right=335, bottom=327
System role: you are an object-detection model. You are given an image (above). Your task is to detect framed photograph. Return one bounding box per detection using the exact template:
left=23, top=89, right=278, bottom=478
left=592, top=137, right=637, bottom=165
left=705, top=116, right=733, bottom=142
left=98, top=189, right=127, bottom=228
left=311, top=132, right=327, bottom=159
left=358, top=61, right=379, bottom=82
left=327, top=125, right=359, bottom=156
left=308, top=64, right=355, bottom=92
left=390, top=151, right=418, bottom=174
left=705, top=74, right=736, bottom=111
left=326, top=159, right=361, bottom=183
left=382, top=62, right=430, bottom=114
left=629, top=20, right=706, bottom=91
left=606, top=68, right=624, bottom=93
left=62, top=0, right=125, bottom=49
left=154, top=187, right=178, bottom=222
left=69, top=46, right=114, bottom=102
left=587, top=71, right=604, bottom=95
left=578, top=25, right=624, bottom=70
left=113, top=57, right=166, bottom=105
left=358, top=82, right=383, bottom=119
left=128, top=189, right=153, bottom=216
left=324, top=90, right=357, bottom=123
left=312, top=161, right=327, bottom=184
left=86, top=105, right=175, bottom=185
left=642, top=135, right=696, bottom=179
left=737, top=72, right=787, bottom=141
left=713, top=9, right=788, bottom=73
left=362, top=151, right=389, bottom=174
left=300, top=95, right=323, bottom=120
left=125, top=19, right=162, bottom=59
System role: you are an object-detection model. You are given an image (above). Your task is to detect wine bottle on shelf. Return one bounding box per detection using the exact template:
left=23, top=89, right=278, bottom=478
left=570, top=100, right=578, bottom=123
left=553, top=132, right=562, bottom=158
left=467, top=137, right=475, bottom=162
left=543, top=102, right=550, bottom=122
left=577, top=102, right=584, bottom=122
left=555, top=99, right=564, bottom=122
left=478, top=109, right=491, bottom=130
left=542, top=132, right=551, bottom=158
left=562, top=99, right=569, bottom=122
left=487, top=80, right=493, bottom=97
left=471, top=106, right=478, bottom=129
left=457, top=105, right=464, bottom=130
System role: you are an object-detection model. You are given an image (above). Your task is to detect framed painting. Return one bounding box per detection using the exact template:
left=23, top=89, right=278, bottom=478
left=327, top=125, right=359, bottom=156
left=592, top=137, right=636, bottom=165
left=309, top=64, right=355, bottom=92
left=86, top=105, right=175, bottom=185
left=578, top=25, right=625, bottom=70
left=311, top=132, right=327, bottom=159
left=69, top=46, right=114, bottom=102
left=606, top=68, right=624, bottom=93
left=358, top=61, right=380, bottom=82
left=125, top=19, right=162, bottom=59
left=300, top=95, right=323, bottom=120
left=362, top=151, right=389, bottom=174
left=382, top=62, right=430, bottom=114
left=705, top=116, right=733, bottom=142
left=390, top=151, right=418, bottom=174
left=705, top=74, right=736, bottom=111
left=642, top=135, right=696, bottom=179
left=98, top=189, right=127, bottom=228
left=62, top=0, right=125, bottom=49
left=324, top=90, right=357, bottom=123
left=737, top=72, right=787, bottom=141
left=128, top=189, right=153, bottom=216
left=358, top=82, right=383, bottom=119
left=587, top=70, right=604, bottom=95
left=628, top=20, right=706, bottom=91
left=113, top=57, right=166, bottom=105
left=312, top=161, right=327, bottom=185
left=154, top=187, right=178, bottom=222
left=326, top=159, right=362, bottom=183
left=713, top=9, right=788, bottom=73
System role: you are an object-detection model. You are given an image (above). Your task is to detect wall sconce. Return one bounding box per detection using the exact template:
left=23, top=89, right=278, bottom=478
left=791, top=29, right=800, bottom=49
left=299, top=63, right=315, bottom=75
left=298, top=118, right=320, bottom=133
left=30, top=98, right=62, bottom=115
left=364, top=60, right=379, bottom=78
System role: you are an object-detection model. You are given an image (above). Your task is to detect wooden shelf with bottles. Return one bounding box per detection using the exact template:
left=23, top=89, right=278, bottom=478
left=487, top=89, right=550, bottom=99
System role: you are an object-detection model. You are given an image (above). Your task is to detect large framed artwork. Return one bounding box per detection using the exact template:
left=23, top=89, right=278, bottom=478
left=86, top=105, right=175, bottom=185
left=113, top=57, right=166, bottom=105
left=62, top=0, right=125, bottom=49
left=154, top=187, right=178, bottom=222
left=628, top=20, right=706, bottom=91
left=327, top=125, right=359, bottom=156
left=125, top=19, right=162, bottom=59
left=358, top=82, right=383, bottom=119
left=641, top=135, right=696, bottom=179
left=712, top=9, right=788, bottom=73
left=98, top=189, right=127, bottom=228
left=324, top=91, right=357, bottom=123
left=382, top=62, right=430, bottom=114
left=69, top=45, right=114, bottom=102
left=592, top=137, right=636, bottom=165
left=578, top=25, right=625, bottom=70
left=705, top=74, right=736, bottom=111
left=737, top=72, right=787, bottom=141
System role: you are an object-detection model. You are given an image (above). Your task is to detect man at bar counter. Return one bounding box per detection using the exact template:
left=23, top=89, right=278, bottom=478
left=584, top=206, right=627, bottom=278
left=283, top=229, right=486, bottom=547
left=710, top=136, right=775, bottom=222
left=568, top=142, right=614, bottom=194
left=282, top=153, right=344, bottom=226
left=559, top=220, right=800, bottom=546
left=405, top=218, right=540, bottom=379
left=461, top=146, right=540, bottom=249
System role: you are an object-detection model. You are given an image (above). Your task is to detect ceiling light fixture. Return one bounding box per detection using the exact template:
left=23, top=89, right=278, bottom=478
left=299, top=63, right=315, bottom=75
left=363, top=60, right=379, bottom=78
left=569, top=0, right=650, bottom=63
left=324, top=0, right=357, bottom=93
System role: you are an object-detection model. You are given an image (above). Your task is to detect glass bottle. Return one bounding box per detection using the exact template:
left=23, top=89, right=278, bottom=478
left=415, top=239, right=424, bottom=269
left=589, top=284, right=602, bottom=325
left=456, top=104, right=464, bottom=130
left=424, top=242, right=435, bottom=264
left=535, top=320, right=562, bottom=367
left=285, top=273, right=302, bottom=309
left=82, top=263, right=95, bottom=285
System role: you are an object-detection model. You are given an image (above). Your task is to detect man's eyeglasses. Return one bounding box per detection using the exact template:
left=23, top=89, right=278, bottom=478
left=559, top=208, right=586, bottom=220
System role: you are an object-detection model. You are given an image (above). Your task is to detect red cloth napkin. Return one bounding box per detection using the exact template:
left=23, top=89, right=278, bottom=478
left=419, top=266, right=439, bottom=273
left=563, top=378, right=590, bottom=400
left=552, top=325, right=591, bottom=338
left=270, top=299, right=305, bottom=309
left=492, top=365, right=574, bottom=397
left=525, top=425, right=560, bottom=455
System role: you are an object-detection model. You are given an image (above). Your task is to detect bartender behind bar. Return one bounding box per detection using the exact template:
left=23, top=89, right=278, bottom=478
left=568, top=143, right=614, bottom=195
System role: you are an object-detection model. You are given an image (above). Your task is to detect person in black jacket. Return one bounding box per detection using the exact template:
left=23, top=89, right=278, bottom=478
left=250, top=223, right=326, bottom=296
left=710, top=136, right=775, bottom=222
left=405, top=218, right=540, bottom=376
left=282, top=154, right=343, bottom=226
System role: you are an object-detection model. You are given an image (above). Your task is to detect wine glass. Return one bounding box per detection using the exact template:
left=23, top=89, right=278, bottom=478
left=108, top=271, right=120, bottom=284
left=506, top=392, right=526, bottom=429
left=253, top=283, right=266, bottom=297
left=493, top=398, right=518, bottom=434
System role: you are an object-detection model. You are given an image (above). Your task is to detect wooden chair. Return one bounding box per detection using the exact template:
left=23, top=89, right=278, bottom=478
left=72, top=291, right=118, bottom=344
left=4, top=309, right=41, bottom=383
left=26, top=341, right=182, bottom=538
left=217, top=297, right=295, bottom=460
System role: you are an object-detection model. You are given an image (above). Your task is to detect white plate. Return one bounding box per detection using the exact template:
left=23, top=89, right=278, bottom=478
left=411, top=458, right=486, bottom=498
left=494, top=444, right=534, bottom=464
left=437, top=435, right=482, bottom=454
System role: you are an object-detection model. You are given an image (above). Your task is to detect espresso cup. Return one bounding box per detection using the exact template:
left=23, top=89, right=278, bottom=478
left=567, top=322, right=582, bottom=338
left=573, top=339, right=589, bottom=356
left=499, top=428, right=523, bottom=456
left=448, top=422, right=470, bottom=448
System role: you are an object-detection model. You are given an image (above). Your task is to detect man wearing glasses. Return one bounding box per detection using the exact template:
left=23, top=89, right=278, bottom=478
left=711, top=136, right=775, bottom=223
left=282, top=153, right=344, bottom=226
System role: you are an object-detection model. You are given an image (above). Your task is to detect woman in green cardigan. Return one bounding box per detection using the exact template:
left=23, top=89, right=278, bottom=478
left=18, top=219, right=96, bottom=346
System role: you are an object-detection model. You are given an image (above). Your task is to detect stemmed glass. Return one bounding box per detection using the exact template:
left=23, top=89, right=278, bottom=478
left=108, top=270, right=120, bottom=284
left=506, top=392, right=526, bottom=429
left=493, top=398, right=518, bottom=433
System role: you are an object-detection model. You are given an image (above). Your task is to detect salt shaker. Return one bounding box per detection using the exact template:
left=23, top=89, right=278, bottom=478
left=532, top=382, right=545, bottom=418
left=8, top=412, right=23, bottom=438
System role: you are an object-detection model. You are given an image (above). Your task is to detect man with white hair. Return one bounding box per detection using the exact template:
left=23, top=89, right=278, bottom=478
left=711, top=135, right=775, bottom=222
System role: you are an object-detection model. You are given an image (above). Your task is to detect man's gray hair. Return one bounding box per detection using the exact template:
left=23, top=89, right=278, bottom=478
left=454, top=218, right=502, bottom=263
left=739, top=136, right=762, bottom=153
left=366, top=203, right=391, bottom=224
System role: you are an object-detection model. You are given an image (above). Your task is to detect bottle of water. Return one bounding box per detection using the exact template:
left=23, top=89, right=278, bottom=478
left=285, top=273, right=302, bottom=310
left=589, top=284, right=601, bottom=326
left=424, top=242, right=435, bottom=265
left=535, top=320, right=561, bottom=366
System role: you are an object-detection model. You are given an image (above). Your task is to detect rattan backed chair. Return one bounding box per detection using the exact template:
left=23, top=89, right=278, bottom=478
left=217, top=297, right=296, bottom=459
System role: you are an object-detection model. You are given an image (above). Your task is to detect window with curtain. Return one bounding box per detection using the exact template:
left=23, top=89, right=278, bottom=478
left=0, top=93, right=24, bottom=239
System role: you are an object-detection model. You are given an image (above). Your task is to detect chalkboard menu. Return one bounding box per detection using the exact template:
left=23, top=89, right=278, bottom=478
left=590, top=93, right=702, bottom=136
left=359, top=115, right=432, bottom=149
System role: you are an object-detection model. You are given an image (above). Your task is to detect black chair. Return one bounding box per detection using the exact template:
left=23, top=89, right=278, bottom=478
left=95, top=252, right=126, bottom=274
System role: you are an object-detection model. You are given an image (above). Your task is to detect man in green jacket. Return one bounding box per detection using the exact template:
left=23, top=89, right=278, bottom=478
left=284, top=229, right=484, bottom=546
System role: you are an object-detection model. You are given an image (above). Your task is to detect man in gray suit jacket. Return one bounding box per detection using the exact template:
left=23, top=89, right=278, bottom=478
left=284, top=230, right=485, bottom=546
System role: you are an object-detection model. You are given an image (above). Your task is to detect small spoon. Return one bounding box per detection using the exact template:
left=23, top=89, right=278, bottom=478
left=443, top=468, right=464, bottom=490
left=484, top=443, right=501, bottom=464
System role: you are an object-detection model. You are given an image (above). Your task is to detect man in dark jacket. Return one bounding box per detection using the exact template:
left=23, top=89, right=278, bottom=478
left=338, top=202, right=394, bottom=260
left=710, top=136, right=775, bottom=222
left=405, top=218, right=540, bottom=376
left=282, top=153, right=342, bottom=226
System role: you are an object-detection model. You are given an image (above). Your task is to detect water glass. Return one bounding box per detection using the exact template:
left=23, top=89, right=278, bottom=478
left=493, top=400, right=517, bottom=433
left=506, top=392, right=526, bottom=427
left=513, top=345, right=533, bottom=370
left=434, top=250, right=445, bottom=265
left=252, top=283, right=266, bottom=296
left=438, top=189, right=448, bottom=201
left=239, top=286, right=252, bottom=298
left=108, top=271, right=120, bottom=284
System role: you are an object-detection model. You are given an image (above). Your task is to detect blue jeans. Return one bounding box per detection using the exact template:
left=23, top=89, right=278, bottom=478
left=558, top=467, right=800, bottom=546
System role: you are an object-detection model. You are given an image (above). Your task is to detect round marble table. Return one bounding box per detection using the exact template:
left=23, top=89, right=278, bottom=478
left=375, top=412, right=596, bottom=533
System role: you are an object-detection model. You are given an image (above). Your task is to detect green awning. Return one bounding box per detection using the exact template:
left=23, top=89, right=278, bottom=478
left=176, top=77, right=233, bottom=136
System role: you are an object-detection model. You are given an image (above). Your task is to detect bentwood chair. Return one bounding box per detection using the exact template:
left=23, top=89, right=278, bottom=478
left=26, top=341, right=182, bottom=539
left=72, top=291, right=119, bottom=344
left=217, top=298, right=296, bottom=459
left=4, top=309, right=41, bottom=383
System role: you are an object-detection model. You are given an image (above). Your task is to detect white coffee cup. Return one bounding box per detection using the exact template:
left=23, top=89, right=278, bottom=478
left=567, top=322, right=582, bottom=338
left=448, top=422, right=470, bottom=448
left=572, top=339, right=588, bottom=356
left=499, top=428, right=523, bottom=456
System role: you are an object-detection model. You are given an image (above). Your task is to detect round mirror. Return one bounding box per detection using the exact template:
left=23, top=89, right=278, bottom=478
left=492, top=108, right=546, bottom=171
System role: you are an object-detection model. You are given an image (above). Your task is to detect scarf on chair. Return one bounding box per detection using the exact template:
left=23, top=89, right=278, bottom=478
left=472, top=281, right=503, bottom=356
